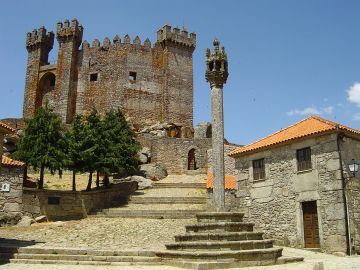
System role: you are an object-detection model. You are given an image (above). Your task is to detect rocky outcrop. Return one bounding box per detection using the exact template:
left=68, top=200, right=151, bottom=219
left=138, top=162, right=168, bottom=181
left=137, top=147, right=151, bottom=164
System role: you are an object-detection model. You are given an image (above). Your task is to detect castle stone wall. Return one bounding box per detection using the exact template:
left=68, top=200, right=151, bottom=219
left=137, top=134, right=211, bottom=174
left=23, top=21, right=195, bottom=129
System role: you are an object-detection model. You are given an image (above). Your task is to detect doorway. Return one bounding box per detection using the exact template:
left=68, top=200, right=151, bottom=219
left=302, top=201, right=320, bottom=248
left=188, top=149, right=197, bottom=170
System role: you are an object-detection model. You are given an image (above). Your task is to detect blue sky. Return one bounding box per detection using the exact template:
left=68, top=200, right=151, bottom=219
left=1, top=0, right=360, bottom=145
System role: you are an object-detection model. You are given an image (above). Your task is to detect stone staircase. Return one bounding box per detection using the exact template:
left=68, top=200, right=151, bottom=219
left=90, top=174, right=207, bottom=219
left=156, top=212, right=304, bottom=270
left=0, top=246, right=160, bottom=266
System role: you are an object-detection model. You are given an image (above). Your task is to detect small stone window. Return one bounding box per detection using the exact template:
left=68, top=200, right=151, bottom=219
left=90, top=73, right=98, bottom=82
left=297, top=147, right=312, bottom=171
left=48, top=196, right=60, bottom=205
left=253, top=158, right=265, bottom=180
left=129, top=71, right=137, bottom=81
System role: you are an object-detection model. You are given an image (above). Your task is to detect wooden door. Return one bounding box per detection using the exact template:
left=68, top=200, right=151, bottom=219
left=302, top=201, right=320, bottom=248
left=188, top=149, right=197, bottom=170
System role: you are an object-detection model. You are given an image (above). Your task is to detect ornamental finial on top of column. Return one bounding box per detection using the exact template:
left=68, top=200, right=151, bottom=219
left=205, top=39, right=229, bottom=87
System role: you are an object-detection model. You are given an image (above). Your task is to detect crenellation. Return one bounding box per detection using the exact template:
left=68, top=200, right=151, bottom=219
left=56, top=18, right=83, bottom=47
left=26, top=26, right=54, bottom=52
left=156, top=24, right=196, bottom=50
left=113, top=35, right=121, bottom=45
left=133, top=36, right=141, bottom=45
left=92, top=38, right=100, bottom=48
left=24, top=20, right=196, bottom=129
left=103, top=37, right=111, bottom=48
left=124, top=34, right=131, bottom=44
left=82, top=40, right=90, bottom=50
left=144, top=38, right=151, bottom=49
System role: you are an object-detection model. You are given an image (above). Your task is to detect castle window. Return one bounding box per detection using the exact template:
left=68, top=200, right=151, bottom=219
left=129, top=71, right=137, bottom=81
left=297, top=147, right=312, bottom=171
left=253, top=158, right=265, bottom=180
left=90, top=73, right=98, bottom=82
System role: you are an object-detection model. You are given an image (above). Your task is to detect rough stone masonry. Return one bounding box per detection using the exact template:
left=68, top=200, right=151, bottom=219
left=205, top=39, right=229, bottom=211
left=23, top=19, right=196, bottom=131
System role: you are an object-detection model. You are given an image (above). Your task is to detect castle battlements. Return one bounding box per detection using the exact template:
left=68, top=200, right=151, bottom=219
left=26, top=27, right=54, bottom=52
left=82, top=34, right=152, bottom=51
left=156, top=25, right=196, bottom=49
left=56, top=19, right=83, bottom=47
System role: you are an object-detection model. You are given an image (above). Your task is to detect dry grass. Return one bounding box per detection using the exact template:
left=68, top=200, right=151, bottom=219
left=27, top=171, right=99, bottom=191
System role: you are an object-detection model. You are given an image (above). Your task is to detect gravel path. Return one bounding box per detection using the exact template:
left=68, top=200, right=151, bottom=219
left=0, top=217, right=194, bottom=250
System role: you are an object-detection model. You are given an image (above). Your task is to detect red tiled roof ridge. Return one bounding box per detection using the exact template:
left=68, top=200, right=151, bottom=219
left=0, top=121, right=15, bottom=133
left=1, top=155, right=25, bottom=167
left=229, top=115, right=360, bottom=157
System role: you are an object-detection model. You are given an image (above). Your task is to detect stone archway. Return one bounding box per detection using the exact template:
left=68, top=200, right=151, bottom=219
left=35, top=72, right=56, bottom=111
left=188, top=148, right=197, bottom=170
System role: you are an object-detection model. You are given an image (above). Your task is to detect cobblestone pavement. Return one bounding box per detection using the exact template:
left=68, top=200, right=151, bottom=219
left=0, top=217, right=194, bottom=250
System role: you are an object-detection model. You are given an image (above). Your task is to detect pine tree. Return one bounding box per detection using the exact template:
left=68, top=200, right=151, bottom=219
left=102, top=110, right=140, bottom=177
left=83, top=109, right=101, bottom=191
left=64, top=114, right=86, bottom=191
left=14, top=103, right=65, bottom=189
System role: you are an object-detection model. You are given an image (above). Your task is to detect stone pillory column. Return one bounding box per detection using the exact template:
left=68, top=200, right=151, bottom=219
left=205, top=39, right=229, bottom=212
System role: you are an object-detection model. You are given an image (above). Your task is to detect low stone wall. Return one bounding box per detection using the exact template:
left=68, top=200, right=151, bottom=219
left=137, top=134, right=211, bottom=174
left=22, top=181, right=138, bottom=221
left=0, top=166, right=24, bottom=215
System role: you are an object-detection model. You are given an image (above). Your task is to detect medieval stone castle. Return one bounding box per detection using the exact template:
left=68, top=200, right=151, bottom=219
left=23, top=19, right=211, bottom=174
left=23, top=19, right=195, bottom=131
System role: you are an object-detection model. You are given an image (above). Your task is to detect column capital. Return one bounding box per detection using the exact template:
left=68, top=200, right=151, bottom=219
left=205, top=39, right=228, bottom=87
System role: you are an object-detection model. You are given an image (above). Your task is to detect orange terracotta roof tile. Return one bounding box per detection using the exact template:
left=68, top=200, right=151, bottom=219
left=229, top=115, right=360, bottom=157
left=0, top=121, right=15, bottom=133
left=1, top=155, right=25, bottom=168
left=207, top=171, right=236, bottom=190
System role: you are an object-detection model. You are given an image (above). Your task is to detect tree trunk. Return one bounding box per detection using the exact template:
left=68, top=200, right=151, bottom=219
left=86, top=171, right=93, bottom=191
left=72, top=171, right=76, bottom=191
left=39, top=164, right=45, bottom=189
left=103, top=173, right=110, bottom=187
left=96, top=171, right=100, bottom=189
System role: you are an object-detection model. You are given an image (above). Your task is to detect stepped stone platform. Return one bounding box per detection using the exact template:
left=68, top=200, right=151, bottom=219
left=0, top=246, right=161, bottom=266
left=90, top=174, right=207, bottom=219
left=156, top=212, right=303, bottom=270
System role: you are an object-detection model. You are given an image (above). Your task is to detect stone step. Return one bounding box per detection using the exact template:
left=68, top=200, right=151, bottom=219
left=196, top=212, right=244, bottom=223
left=0, top=247, right=156, bottom=257
left=130, top=197, right=206, bottom=204
left=157, top=247, right=283, bottom=261
left=186, top=222, right=255, bottom=233
left=7, top=259, right=161, bottom=266
left=153, top=182, right=206, bottom=189
left=91, top=209, right=205, bottom=218
left=12, top=253, right=161, bottom=263
left=166, top=239, right=274, bottom=251
left=116, top=203, right=206, bottom=210
left=276, top=256, right=304, bottom=264
left=175, top=232, right=264, bottom=242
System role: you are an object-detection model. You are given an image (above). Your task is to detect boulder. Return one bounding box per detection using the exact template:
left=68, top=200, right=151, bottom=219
left=139, top=162, right=168, bottom=181
left=137, top=147, right=151, bottom=164
left=130, top=175, right=153, bottom=190
left=16, top=216, right=35, bottom=227
left=35, top=215, right=47, bottom=223
left=0, top=213, right=22, bottom=227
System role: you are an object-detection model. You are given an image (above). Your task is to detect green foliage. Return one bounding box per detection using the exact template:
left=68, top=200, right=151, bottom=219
left=101, top=109, right=140, bottom=176
left=14, top=103, right=65, bottom=189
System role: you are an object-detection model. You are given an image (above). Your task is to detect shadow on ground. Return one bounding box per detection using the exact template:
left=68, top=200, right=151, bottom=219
left=0, top=238, right=43, bottom=265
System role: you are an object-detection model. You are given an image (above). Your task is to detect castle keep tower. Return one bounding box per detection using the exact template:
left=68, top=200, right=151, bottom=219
left=205, top=39, right=229, bottom=211
left=23, top=20, right=196, bottom=131
left=23, top=27, right=54, bottom=118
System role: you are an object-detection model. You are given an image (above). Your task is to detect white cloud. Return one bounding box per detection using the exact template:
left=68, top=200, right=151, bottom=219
left=286, top=105, right=334, bottom=116
left=322, top=106, right=334, bottom=114
left=347, top=82, right=360, bottom=107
